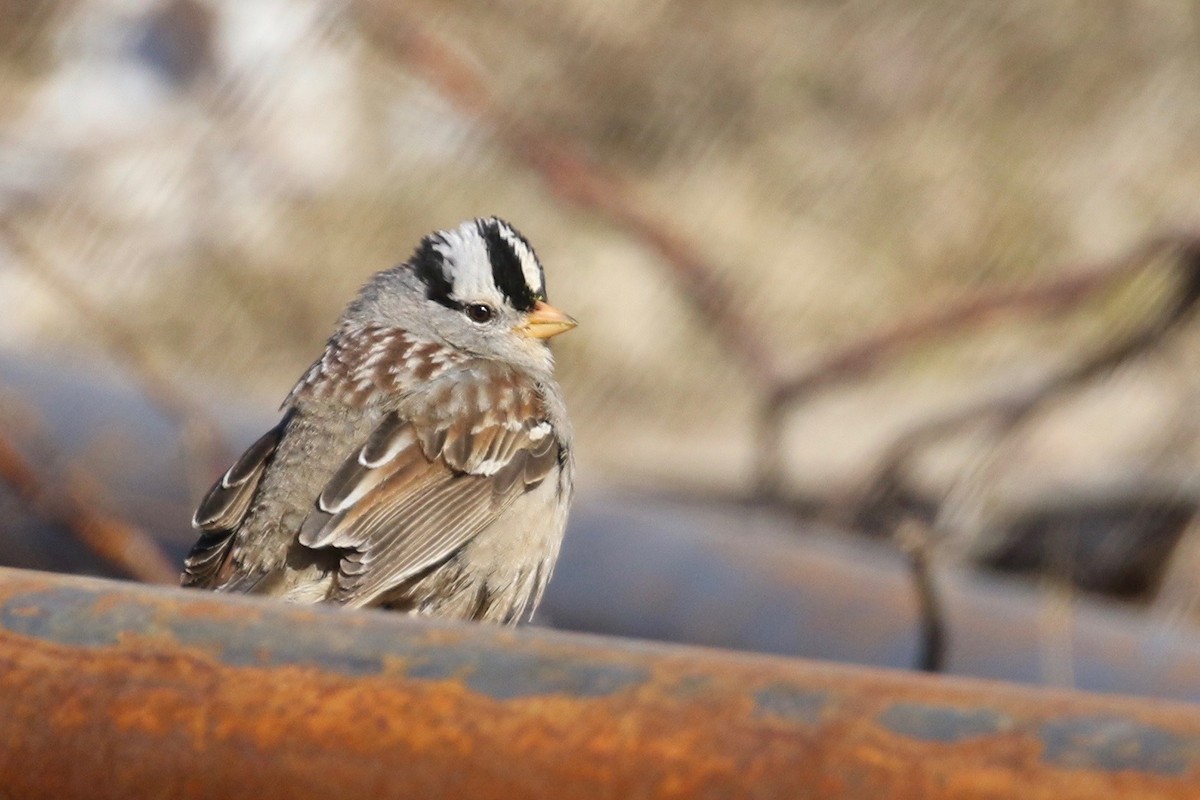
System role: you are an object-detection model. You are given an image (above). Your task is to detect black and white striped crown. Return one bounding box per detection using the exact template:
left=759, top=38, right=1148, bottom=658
left=411, top=217, right=547, bottom=313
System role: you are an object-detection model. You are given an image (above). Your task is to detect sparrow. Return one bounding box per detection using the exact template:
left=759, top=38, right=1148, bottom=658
left=182, top=217, right=576, bottom=624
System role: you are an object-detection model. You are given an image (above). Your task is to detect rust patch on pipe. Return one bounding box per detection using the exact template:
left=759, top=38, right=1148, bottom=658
left=2, top=567, right=1200, bottom=799
left=878, top=702, right=1011, bottom=742
left=1, top=584, right=649, bottom=697
left=753, top=682, right=832, bottom=725
left=1040, top=716, right=1195, bottom=776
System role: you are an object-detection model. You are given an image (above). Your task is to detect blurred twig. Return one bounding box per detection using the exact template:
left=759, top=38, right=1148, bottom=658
left=836, top=237, right=1200, bottom=670
left=349, top=0, right=782, bottom=390
left=853, top=235, right=1200, bottom=532
left=0, top=425, right=177, bottom=584
left=0, top=218, right=232, bottom=488
left=758, top=233, right=1200, bottom=500
left=895, top=519, right=946, bottom=673
left=763, top=235, right=1199, bottom=669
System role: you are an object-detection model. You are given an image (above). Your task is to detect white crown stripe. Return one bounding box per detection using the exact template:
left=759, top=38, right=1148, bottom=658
left=431, top=222, right=510, bottom=307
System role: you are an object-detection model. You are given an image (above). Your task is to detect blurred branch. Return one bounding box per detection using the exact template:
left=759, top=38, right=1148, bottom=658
left=759, top=232, right=1200, bottom=503
left=0, top=425, right=176, bottom=584
left=896, top=519, right=946, bottom=673
left=852, top=235, right=1200, bottom=533
left=348, top=0, right=782, bottom=389
left=0, top=218, right=232, bottom=486
left=819, top=235, right=1200, bottom=671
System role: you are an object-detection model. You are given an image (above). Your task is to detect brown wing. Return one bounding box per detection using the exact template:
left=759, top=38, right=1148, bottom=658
left=182, top=417, right=287, bottom=588
left=297, top=368, right=561, bottom=608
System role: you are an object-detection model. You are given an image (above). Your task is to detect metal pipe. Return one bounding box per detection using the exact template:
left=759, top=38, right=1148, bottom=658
left=545, top=497, right=1200, bottom=701
left=1, top=568, right=1199, bottom=798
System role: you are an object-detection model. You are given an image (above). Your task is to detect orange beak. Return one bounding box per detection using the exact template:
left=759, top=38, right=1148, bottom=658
left=516, top=300, right=578, bottom=340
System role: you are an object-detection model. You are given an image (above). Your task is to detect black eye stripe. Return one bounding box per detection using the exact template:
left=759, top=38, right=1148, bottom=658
left=479, top=220, right=537, bottom=312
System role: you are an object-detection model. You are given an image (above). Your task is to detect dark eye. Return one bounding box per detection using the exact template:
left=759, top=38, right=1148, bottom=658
left=465, top=303, right=494, bottom=323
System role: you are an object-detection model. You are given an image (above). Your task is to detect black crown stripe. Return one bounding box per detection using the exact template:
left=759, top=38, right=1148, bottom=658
left=411, top=235, right=462, bottom=310
left=479, top=219, right=537, bottom=312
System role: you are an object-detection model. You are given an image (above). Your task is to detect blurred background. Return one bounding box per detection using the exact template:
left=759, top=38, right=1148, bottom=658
left=2, top=0, right=1200, bottom=698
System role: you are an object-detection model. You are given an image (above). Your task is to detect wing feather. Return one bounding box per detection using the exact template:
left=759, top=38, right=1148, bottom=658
left=183, top=418, right=287, bottom=588
left=334, top=475, right=499, bottom=604
left=296, top=365, right=563, bottom=608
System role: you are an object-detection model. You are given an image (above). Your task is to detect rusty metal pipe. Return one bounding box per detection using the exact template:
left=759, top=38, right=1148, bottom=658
left=1, top=568, right=1199, bottom=798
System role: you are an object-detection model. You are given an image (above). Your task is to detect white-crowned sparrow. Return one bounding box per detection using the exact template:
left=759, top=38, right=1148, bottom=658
left=183, top=217, right=576, bottom=624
